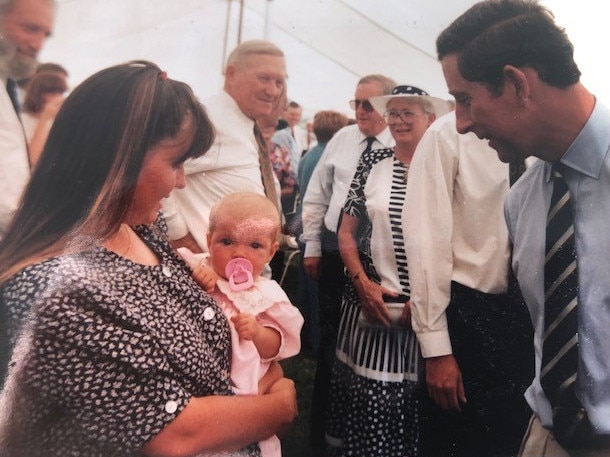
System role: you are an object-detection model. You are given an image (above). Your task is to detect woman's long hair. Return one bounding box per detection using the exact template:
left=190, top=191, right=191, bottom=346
left=0, top=61, right=215, bottom=282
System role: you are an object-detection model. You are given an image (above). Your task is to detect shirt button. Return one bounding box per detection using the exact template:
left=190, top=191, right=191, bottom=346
left=165, top=400, right=178, bottom=414
left=161, top=265, right=172, bottom=277
left=203, top=307, right=215, bottom=321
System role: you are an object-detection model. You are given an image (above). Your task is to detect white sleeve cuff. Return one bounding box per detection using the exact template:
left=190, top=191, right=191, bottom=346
left=415, top=330, right=453, bottom=358
left=303, top=241, right=322, bottom=258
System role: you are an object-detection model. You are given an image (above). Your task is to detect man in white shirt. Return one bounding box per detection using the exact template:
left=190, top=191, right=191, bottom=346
left=300, top=74, right=396, bottom=455
left=163, top=40, right=285, bottom=254
left=0, top=0, right=56, bottom=239
left=405, top=110, right=533, bottom=457
left=284, top=100, right=310, bottom=156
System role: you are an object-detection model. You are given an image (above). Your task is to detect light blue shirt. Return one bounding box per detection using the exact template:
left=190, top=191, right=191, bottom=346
left=504, top=101, right=610, bottom=434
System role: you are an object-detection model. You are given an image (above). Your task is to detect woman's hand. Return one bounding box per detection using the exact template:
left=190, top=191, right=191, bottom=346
left=398, top=300, right=412, bottom=328
left=353, top=276, right=395, bottom=327
left=258, top=363, right=298, bottom=438
left=258, top=361, right=284, bottom=394
left=40, top=93, right=65, bottom=122
left=143, top=363, right=298, bottom=457
left=266, top=377, right=298, bottom=438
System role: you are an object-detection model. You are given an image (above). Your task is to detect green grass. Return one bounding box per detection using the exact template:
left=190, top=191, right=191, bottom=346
left=280, top=353, right=316, bottom=456
left=278, top=251, right=317, bottom=456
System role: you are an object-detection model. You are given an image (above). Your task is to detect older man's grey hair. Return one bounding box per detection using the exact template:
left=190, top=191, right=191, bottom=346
left=358, top=75, right=397, bottom=96
left=0, top=0, right=14, bottom=18
left=225, top=39, right=284, bottom=73
left=0, top=0, right=57, bottom=17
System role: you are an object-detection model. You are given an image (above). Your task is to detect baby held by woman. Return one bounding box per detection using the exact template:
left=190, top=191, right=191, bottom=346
left=179, top=192, right=304, bottom=457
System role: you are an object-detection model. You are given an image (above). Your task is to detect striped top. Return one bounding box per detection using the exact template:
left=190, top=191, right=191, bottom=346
left=339, top=148, right=419, bottom=382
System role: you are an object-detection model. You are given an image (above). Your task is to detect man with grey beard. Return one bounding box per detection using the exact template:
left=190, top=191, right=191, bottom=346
left=0, top=0, right=56, bottom=239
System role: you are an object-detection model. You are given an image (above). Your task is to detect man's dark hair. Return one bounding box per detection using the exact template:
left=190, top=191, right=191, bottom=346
left=437, top=0, right=580, bottom=93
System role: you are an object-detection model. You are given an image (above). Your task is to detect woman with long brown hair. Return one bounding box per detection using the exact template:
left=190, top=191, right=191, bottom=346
left=0, top=61, right=296, bottom=457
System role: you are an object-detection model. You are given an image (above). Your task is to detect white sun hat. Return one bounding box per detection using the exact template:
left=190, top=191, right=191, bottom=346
left=370, top=85, right=452, bottom=117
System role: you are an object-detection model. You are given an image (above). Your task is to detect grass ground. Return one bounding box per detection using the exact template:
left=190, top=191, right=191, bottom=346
left=278, top=251, right=316, bottom=457
left=280, top=353, right=316, bottom=456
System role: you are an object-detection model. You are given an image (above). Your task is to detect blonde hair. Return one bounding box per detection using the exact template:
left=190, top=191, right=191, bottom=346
left=225, top=40, right=284, bottom=72
left=209, top=192, right=281, bottom=242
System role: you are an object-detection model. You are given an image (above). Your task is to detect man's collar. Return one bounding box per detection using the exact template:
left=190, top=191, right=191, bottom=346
left=546, top=100, right=610, bottom=181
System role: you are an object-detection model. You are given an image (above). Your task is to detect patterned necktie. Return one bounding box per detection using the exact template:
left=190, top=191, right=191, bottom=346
left=362, top=136, right=376, bottom=154
left=334, top=136, right=377, bottom=232
left=541, top=165, right=588, bottom=446
left=253, top=122, right=280, bottom=214
left=6, top=78, right=20, bottom=113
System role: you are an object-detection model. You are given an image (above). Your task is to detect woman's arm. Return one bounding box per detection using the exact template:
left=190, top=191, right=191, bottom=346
left=338, top=213, right=395, bottom=326
left=27, top=94, right=64, bottom=167
left=337, top=213, right=366, bottom=284
left=141, top=375, right=297, bottom=457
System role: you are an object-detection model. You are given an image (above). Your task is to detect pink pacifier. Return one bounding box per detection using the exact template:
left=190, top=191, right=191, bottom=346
left=225, top=258, right=254, bottom=291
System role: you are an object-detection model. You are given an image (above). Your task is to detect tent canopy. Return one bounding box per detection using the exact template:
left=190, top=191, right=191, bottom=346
left=42, top=0, right=606, bottom=120
left=40, top=0, right=478, bottom=119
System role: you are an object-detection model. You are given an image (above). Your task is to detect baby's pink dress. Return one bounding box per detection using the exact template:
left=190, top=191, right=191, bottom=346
left=212, top=277, right=304, bottom=457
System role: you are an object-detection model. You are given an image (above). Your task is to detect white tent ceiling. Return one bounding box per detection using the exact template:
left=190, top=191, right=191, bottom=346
left=41, top=0, right=608, bottom=121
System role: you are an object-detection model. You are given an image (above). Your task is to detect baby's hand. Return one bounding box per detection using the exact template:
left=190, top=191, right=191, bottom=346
left=191, top=263, right=219, bottom=293
left=176, top=247, right=218, bottom=293
left=231, top=312, right=260, bottom=341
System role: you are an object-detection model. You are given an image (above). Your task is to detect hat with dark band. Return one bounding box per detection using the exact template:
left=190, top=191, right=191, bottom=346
left=370, top=85, right=451, bottom=117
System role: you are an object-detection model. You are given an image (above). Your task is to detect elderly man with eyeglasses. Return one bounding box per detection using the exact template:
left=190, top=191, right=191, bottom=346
left=301, top=73, right=395, bottom=455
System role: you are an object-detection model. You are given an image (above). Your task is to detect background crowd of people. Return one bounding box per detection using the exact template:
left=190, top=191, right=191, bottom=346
left=0, top=0, right=609, bottom=456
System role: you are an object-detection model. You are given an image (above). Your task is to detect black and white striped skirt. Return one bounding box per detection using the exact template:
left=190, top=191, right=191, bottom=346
left=326, top=285, right=423, bottom=457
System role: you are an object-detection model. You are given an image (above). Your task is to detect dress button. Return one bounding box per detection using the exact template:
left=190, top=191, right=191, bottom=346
left=161, top=265, right=172, bottom=277
left=203, top=307, right=215, bottom=321
left=165, top=400, right=178, bottom=414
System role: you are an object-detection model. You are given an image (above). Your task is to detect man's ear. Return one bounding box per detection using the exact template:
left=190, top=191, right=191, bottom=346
left=503, top=65, right=530, bottom=104
left=224, top=64, right=236, bottom=85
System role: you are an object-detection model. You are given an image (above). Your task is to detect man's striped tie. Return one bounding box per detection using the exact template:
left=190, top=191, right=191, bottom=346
left=541, top=165, right=590, bottom=447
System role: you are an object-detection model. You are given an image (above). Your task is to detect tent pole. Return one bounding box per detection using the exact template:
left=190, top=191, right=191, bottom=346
left=264, top=0, right=273, bottom=39
left=237, top=0, right=244, bottom=44
left=221, top=0, right=233, bottom=73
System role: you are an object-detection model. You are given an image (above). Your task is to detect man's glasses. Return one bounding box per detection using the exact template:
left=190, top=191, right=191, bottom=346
left=383, top=110, right=423, bottom=124
left=349, top=99, right=375, bottom=112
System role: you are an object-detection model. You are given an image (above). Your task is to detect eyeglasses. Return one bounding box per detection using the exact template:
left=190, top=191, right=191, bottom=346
left=349, top=99, right=375, bottom=112
left=383, top=110, right=424, bottom=124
